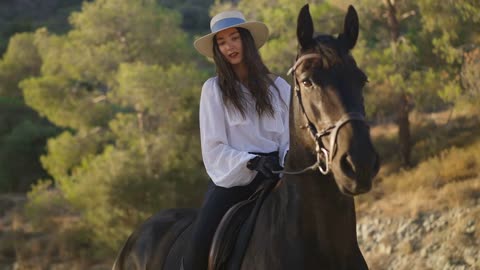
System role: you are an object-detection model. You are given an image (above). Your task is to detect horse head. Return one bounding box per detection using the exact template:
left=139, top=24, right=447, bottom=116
left=289, top=4, right=380, bottom=196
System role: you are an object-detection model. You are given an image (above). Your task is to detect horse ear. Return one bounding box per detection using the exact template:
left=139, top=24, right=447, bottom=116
left=297, top=4, right=314, bottom=49
left=342, top=5, right=359, bottom=50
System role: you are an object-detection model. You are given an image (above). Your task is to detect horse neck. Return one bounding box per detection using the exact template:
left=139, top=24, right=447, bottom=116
left=284, top=167, right=359, bottom=256
left=283, top=103, right=360, bottom=266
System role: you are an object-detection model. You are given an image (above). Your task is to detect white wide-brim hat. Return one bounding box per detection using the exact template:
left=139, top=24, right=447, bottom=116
left=194, top=10, right=269, bottom=58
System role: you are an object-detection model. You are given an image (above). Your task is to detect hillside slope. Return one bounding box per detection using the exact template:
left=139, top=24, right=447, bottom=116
left=358, top=111, right=480, bottom=270
left=0, top=112, right=479, bottom=269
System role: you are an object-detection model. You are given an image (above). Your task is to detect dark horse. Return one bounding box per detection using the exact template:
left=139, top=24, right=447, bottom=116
left=113, top=4, right=379, bottom=270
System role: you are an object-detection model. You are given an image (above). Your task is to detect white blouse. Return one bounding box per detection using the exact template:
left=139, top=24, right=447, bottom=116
left=199, top=76, right=291, bottom=188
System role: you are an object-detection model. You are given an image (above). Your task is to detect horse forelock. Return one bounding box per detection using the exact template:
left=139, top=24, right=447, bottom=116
left=302, top=35, right=341, bottom=68
left=305, top=34, right=366, bottom=82
left=296, top=33, right=369, bottom=122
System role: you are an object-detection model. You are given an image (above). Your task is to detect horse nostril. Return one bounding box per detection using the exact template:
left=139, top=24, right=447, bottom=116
left=340, top=154, right=356, bottom=178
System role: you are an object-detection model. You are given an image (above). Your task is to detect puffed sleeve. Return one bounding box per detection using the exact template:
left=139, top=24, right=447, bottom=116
left=199, top=78, right=258, bottom=188
left=276, top=77, right=291, bottom=166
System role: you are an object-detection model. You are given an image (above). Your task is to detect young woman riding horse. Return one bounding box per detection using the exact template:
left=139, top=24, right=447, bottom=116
left=112, top=5, right=380, bottom=270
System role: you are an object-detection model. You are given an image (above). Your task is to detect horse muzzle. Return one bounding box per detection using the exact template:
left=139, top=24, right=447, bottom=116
left=332, top=132, right=380, bottom=196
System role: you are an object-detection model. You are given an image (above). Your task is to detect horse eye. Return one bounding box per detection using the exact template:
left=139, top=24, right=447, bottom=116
left=302, top=79, right=313, bottom=88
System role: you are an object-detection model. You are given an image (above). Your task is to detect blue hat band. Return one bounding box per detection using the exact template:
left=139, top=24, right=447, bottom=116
left=211, top=17, right=246, bottom=33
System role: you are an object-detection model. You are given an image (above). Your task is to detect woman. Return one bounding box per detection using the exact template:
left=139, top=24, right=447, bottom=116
left=183, top=10, right=291, bottom=270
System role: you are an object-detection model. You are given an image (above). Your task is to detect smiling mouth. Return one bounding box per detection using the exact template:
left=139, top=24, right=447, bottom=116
left=229, top=52, right=239, bottom=58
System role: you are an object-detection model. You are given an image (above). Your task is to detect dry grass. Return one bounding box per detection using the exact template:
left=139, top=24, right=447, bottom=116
left=0, top=182, right=114, bottom=269
left=359, top=184, right=479, bottom=220
left=358, top=175, right=480, bottom=219
left=383, top=143, right=480, bottom=193
left=370, top=108, right=480, bottom=172
left=359, top=111, right=480, bottom=218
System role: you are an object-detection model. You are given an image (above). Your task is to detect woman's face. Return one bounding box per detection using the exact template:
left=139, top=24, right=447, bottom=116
left=215, top=27, right=244, bottom=65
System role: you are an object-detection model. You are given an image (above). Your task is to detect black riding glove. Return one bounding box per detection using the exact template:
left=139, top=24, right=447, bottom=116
left=246, top=155, right=283, bottom=179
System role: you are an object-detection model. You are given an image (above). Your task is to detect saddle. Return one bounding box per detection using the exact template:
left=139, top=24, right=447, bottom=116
left=208, top=178, right=278, bottom=270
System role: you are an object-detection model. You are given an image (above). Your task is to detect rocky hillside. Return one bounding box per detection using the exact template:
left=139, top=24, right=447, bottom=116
left=357, top=111, right=480, bottom=270
left=357, top=199, right=479, bottom=269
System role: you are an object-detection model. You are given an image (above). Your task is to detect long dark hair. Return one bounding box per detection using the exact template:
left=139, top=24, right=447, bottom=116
left=213, top=27, right=277, bottom=118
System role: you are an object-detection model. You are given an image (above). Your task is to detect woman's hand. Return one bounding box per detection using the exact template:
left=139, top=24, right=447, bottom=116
left=246, top=156, right=283, bottom=178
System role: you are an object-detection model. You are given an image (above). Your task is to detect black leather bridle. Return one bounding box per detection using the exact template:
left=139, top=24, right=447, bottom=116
left=274, top=53, right=367, bottom=175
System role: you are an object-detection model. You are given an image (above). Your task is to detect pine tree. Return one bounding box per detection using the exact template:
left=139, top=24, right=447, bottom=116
left=22, top=0, right=208, bottom=250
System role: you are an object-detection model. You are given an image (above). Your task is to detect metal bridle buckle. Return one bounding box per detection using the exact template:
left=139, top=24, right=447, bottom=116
left=318, top=148, right=329, bottom=175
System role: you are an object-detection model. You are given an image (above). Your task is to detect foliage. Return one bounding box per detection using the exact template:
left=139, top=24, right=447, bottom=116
left=156, top=0, right=214, bottom=33
left=22, top=74, right=115, bottom=130
left=0, top=0, right=84, bottom=55
left=0, top=0, right=211, bottom=195
left=0, top=33, right=41, bottom=98
left=0, top=31, right=58, bottom=193
left=417, top=0, right=480, bottom=65
left=68, top=0, right=192, bottom=67
left=40, top=129, right=111, bottom=181
left=24, top=180, right=104, bottom=262
left=0, top=97, right=60, bottom=192
left=355, top=1, right=478, bottom=116
left=0, top=119, right=59, bottom=191
left=461, top=48, right=480, bottom=101
left=25, top=180, right=73, bottom=231
left=53, top=63, right=207, bottom=249
left=17, top=0, right=209, bottom=251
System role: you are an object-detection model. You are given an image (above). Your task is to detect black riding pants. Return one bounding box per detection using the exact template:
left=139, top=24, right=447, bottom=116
left=183, top=170, right=267, bottom=270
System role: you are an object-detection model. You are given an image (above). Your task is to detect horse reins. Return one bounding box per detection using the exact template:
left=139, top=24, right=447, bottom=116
left=273, top=53, right=366, bottom=175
